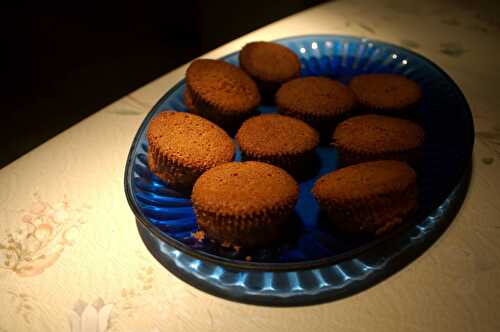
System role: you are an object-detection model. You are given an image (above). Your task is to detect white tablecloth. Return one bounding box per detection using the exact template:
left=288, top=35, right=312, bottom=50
left=1, top=0, right=500, bottom=331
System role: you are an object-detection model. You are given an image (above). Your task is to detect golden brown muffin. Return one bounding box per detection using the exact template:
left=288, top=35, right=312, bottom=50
left=192, top=161, right=299, bottom=248
left=185, top=59, right=261, bottom=133
left=333, top=114, right=425, bottom=166
left=239, top=41, right=301, bottom=101
left=236, top=114, right=319, bottom=178
left=349, top=74, right=422, bottom=115
left=147, top=111, right=234, bottom=191
left=275, top=76, right=356, bottom=138
left=312, top=160, right=417, bottom=235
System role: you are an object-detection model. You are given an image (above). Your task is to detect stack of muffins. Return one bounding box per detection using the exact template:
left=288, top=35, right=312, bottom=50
left=146, top=40, right=425, bottom=251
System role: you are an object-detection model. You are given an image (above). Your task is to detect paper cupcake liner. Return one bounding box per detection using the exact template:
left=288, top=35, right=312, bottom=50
left=193, top=203, right=295, bottom=248
left=254, top=79, right=281, bottom=104
left=148, top=142, right=204, bottom=191
left=354, top=99, right=422, bottom=120
left=277, top=105, right=352, bottom=141
left=334, top=144, right=423, bottom=168
left=239, top=149, right=317, bottom=180
left=183, top=88, right=201, bottom=115
left=317, top=181, right=418, bottom=235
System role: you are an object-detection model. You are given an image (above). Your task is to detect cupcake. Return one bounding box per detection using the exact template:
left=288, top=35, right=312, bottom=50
left=276, top=76, right=356, bottom=138
left=312, top=160, right=417, bottom=235
left=333, top=114, right=425, bottom=166
left=183, top=88, right=199, bottom=115
left=192, top=161, right=299, bottom=248
left=185, top=59, right=261, bottom=133
left=239, top=41, right=301, bottom=101
left=349, top=74, right=422, bottom=115
left=236, top=114, right=319, bottom=178
left=147, top=111, right=234, bottom=191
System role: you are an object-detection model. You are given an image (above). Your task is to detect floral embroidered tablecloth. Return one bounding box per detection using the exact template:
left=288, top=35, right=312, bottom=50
left=1, top=0, right=500, bottom=331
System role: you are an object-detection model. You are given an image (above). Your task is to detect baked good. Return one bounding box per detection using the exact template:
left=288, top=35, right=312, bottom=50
left=185, top=59, right=261, bottom=133
left=333, top=114, right=425, bottom=166
left=192, top=161, right=299, bottom=248
left=239, top=41, right=301, bottom=101
left=312, top=160, right=417, bottom=235
left=276, top=76, right=356, bottom=137
left=236, top=114, right=319, bottom=178
left=183, top=87, right=199, bottom=115
left=349, top=74, right=422, bottom=115
left=147, top=111, right=234, bottom=191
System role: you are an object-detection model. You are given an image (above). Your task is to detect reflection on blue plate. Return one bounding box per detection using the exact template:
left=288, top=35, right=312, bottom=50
left=125, top=35, right=473, bottom=305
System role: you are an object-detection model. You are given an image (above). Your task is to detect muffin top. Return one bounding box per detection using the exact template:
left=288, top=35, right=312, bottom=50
left=349, top=74, right=421, bottom=111
left=333, top=114, right=424, bottom=153
left=192, top=161, right=298, bottom=215
left=312, top=160, right=416, bottom=202
left=239, top=42, right=301, bottom=83
left=186, top=59, right=261, bottom=113
left=236, top=114, right=319, bottom=157
left=276, top=77, right=356, bottom=117
left=147, top=111, right=234, bottom=170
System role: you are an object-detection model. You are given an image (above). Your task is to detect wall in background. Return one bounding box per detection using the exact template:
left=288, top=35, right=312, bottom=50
left=1, top=0, right=324, bottom=168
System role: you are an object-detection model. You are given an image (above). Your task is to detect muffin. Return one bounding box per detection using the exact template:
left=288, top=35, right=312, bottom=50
left=183, top=88, right=199, bottom=115
left=185, top=59, right=261, bottom=133
left=349, top=74, right=422, bottom=115
left=276, top=76, right=356, bottom=138
left=312, top=160, right=417, bottom=235
left=147, top=111, right=234, bottom=191
left=333, top=114, right=425, bottom=166
left=192, top=161, right=299, bottom=248
left=236, top=114, right=319, bottom=178
left=239, top=41, right=301, bottom=101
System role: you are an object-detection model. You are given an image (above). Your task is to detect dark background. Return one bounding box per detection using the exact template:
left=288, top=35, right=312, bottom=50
left=1, top=0, right=325, bottom=168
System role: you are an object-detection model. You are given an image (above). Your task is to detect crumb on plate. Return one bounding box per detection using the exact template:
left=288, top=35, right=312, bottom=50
left=191, top=230, right=206, bottom=242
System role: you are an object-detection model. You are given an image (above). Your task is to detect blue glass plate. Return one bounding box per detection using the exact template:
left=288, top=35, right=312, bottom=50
left=125, top=35, right=473, bottom=305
